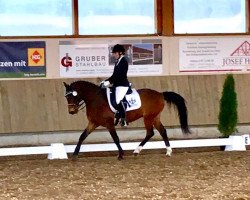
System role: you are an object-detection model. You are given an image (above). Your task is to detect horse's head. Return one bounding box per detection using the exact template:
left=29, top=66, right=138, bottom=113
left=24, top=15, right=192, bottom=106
left=63, top=82, right=85, bottom=115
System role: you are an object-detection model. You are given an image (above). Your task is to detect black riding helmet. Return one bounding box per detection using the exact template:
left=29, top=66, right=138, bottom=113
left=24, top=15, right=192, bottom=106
left=112, top=44, right=125, bottom=54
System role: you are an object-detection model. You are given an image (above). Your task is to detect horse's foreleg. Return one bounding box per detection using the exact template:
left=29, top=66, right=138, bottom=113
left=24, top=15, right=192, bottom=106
left=73, top=129, right=89, bottom=157
left=109, top=129, right=124, bottom=160
left=154, top=121, right=172, bottom=157
left=73, top=122, right=97, bottom=159
left=133, top=123, right=154, bottom=155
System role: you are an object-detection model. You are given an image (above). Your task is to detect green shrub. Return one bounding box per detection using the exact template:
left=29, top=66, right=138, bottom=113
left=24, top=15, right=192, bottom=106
left=218, top=74, right=238, bottom=137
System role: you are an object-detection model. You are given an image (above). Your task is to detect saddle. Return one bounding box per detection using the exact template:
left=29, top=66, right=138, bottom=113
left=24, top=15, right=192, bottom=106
left=106, top=86, right=141, bottom=113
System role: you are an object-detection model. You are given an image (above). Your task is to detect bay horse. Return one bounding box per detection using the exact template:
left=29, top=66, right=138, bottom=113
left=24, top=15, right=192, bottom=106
left=63, top=80, right=190, bottom=160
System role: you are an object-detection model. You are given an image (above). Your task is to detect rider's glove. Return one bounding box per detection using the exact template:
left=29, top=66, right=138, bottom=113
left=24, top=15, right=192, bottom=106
left=100, top=80, right=110, bottom=87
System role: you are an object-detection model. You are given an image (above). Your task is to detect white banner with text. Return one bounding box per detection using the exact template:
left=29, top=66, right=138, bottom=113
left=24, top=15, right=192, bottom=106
left=179, top=38, right=250, bottom=72
left=59, top=40, right=162, bottom=77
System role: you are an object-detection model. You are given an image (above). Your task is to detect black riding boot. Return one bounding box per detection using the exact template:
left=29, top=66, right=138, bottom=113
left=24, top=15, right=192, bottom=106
left=115, top=101, right=128, bottom=127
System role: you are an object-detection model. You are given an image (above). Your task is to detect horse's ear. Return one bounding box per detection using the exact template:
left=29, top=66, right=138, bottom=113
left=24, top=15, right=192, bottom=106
left=63, top=82, right=69, bottom=88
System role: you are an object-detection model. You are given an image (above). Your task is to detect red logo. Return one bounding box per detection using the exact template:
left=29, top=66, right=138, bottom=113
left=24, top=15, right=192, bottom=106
left=231, top=41, right=250, bottom=56
left=31, top=50, right=42, bottom=63
left=61, top=53, right=72, bottom=67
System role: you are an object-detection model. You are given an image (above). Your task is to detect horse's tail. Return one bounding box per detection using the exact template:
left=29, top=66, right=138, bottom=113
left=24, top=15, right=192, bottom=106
left=163, top=91, right=190, bottom=134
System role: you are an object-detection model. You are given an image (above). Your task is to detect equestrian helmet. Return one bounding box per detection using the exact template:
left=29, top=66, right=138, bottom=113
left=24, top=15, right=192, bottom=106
left=112, top=44, right=125, bottom=54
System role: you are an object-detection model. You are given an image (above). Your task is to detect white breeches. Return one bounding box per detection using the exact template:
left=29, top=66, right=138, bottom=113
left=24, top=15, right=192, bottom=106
left=115, top=86, right=129, bottom=104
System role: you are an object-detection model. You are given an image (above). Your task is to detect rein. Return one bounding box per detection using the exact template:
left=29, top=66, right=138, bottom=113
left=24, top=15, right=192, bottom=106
left=67, top=100, right=86, bottom=111
left=77, top=100, right=86, bottom=111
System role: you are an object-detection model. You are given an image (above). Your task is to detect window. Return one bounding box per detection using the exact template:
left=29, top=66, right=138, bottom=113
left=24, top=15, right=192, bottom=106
left=1, top=1, right=248, bottom=37
left=174, top=0, right=246, bottom=34
left=78, top=0, right=155, bottom=35
left=0, top=0, right=72, bottom=36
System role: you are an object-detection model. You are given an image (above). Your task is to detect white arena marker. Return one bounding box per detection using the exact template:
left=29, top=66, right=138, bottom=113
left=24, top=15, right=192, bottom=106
left=225, top=136, right=246, bottom=151
left=48, top=143, right=68, bottom=160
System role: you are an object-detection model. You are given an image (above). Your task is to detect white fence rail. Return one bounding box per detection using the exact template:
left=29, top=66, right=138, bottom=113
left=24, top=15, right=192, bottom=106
left=0, top=135, right=249, bottom=160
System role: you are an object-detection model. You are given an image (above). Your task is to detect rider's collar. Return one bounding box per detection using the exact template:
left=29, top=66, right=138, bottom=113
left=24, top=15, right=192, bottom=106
left=116, top=55, right=124, bottom=66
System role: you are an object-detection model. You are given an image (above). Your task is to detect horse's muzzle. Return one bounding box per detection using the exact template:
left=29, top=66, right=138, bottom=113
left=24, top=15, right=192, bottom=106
left=68, top=105, right=78, bottom=115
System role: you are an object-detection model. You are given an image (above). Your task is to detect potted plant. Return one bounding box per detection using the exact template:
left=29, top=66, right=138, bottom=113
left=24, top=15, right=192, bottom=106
left=218, top=74, right=238, bottom=150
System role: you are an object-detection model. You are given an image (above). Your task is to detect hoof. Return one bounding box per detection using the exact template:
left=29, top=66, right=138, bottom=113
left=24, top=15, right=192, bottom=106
left=117, top=152, right=124, bottom=160
left=72, top=154, right=78, bottom=161
left=166, top=152, right=172, bottom=157
left=117, top=155, right=124, bottom=160
left=133, top=146, right=143, bottom=155
left=133, top=152, right=139, bottom=156
left=166, top=147, right=172, bottom=157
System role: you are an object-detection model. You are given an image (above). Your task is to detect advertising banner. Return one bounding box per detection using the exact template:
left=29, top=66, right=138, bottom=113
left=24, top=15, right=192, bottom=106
left=179, top=38, right=250, bottom=72
left=0, top=41, right=46, bottom=78
left=59, top=40, right=162, bottom=77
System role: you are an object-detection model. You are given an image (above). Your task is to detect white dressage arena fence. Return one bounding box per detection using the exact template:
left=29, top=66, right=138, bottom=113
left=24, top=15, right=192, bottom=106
left=0, top=135, right=249, bottom=159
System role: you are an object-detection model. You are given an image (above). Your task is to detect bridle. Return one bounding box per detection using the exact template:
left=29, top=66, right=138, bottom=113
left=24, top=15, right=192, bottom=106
left=65, top=91, right=86, bottom=111
left=74, top=100, right=86, bottom=111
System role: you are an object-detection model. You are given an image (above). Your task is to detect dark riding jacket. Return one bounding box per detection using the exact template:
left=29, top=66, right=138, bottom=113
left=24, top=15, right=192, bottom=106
left=106, top=56, right=129, bottom=87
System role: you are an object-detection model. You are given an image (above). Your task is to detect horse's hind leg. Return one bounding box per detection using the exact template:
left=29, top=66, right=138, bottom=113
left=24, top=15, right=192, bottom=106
left=133, top=118, right=154, bottom=155
left=154, top=119, right=172, bottom=157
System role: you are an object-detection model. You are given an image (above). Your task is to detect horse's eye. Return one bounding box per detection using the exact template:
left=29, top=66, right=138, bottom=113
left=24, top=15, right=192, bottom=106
left=72, top=91, right=78, bottom=96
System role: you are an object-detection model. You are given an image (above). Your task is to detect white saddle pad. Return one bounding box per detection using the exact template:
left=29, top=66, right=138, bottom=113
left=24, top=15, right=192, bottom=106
left=106, top=88, right=141, bottom=113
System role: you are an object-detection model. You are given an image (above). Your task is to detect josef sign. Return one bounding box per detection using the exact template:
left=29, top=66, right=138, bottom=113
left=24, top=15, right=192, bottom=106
left=179, top=37, right=250, bottom=72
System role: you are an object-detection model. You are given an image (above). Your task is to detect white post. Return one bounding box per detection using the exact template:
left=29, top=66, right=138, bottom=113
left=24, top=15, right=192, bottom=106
left=225, top=135, right=246, bottom=151
left=48, top=143, right=68, bottom=159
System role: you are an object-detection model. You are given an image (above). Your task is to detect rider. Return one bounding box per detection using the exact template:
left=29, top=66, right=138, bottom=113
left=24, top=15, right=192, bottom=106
left=101, top=44, right=129, bottom=127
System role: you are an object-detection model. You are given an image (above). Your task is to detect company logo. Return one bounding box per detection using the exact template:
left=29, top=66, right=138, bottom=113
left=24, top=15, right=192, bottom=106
left=231, top=41, right=250, bottom=56
left=61, top=53, right=72, bottom=67
left=222, top=41, right=250, bottom=67
left=128, top=98, right=136, bottom=105
left=28, top=48, right=45, bottom=66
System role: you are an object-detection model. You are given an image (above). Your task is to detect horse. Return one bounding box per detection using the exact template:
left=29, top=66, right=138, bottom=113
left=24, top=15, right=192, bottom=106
left=63, top=80, right=190, bottom=160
